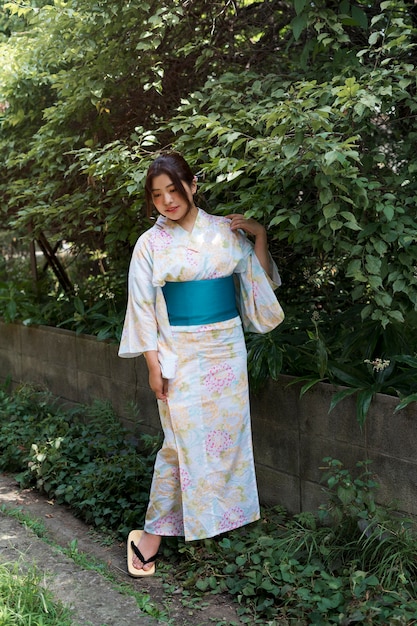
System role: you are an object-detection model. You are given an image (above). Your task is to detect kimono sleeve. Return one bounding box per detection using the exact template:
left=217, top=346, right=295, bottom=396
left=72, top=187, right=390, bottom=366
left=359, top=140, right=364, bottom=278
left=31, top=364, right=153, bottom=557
left=234, top=232, right=285, bottom=334
left=118, top=236, right=158, bottom=358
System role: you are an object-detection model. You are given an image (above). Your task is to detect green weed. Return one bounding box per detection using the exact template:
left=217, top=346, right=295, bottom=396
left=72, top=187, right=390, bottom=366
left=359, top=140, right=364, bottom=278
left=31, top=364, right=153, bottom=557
left=0, top=562, right=72, bottom=625
left=0, top=504, right=48, bottom=538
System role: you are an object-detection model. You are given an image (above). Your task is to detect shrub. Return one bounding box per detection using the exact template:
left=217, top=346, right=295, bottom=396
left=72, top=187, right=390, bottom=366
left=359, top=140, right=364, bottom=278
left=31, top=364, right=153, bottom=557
left=0, top=385, right=159, bottom=538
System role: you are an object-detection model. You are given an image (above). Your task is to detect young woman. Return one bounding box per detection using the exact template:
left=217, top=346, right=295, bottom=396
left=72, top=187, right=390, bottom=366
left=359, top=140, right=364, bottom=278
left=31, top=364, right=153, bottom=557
left=119, top=151, right=284, bottom=576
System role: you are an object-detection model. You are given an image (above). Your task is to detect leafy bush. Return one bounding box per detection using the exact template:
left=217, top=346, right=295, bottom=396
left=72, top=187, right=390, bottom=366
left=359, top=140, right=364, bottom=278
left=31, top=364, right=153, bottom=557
left=2, top=1, right=417, bottom=427
left=246, top=304, right=417, bottom=424
left=1, top=385, right=417, bottom=624
left=175, top=458, right=417, bottom=624
left=0, top=385, right=159, bottom=537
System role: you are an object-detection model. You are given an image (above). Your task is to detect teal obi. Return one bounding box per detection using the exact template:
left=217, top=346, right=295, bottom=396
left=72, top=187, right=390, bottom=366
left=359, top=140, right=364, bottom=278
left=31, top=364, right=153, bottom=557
left=162, top=275, right=238, bottom=326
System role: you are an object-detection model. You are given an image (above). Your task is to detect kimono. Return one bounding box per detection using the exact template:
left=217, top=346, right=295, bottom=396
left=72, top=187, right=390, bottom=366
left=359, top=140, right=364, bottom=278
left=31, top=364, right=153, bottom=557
left=119, top=208, right=284, bottom=541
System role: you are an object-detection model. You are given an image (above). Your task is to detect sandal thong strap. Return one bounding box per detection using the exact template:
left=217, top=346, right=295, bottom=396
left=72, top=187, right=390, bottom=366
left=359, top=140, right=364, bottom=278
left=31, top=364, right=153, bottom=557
left=130, top=541, right=158, bottom=565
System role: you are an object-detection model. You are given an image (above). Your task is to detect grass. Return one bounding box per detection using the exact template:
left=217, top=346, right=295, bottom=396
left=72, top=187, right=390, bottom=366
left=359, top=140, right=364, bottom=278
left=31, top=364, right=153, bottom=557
left=62, top=538, right=167, bottom=620
left=0, top=561, right=73, bottom=626
left=0, top=504, right=170, bottom=623
left=0, top=504, right=48, bottom=538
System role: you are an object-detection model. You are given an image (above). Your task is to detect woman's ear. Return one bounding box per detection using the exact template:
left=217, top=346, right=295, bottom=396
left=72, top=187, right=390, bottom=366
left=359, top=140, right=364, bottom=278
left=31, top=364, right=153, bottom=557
left=192, top=176, right=198, bottom=194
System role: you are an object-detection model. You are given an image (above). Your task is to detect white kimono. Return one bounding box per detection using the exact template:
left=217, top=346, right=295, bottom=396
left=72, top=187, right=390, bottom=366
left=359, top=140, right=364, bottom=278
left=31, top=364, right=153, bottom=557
left=119, top=209, right=284, bottom=540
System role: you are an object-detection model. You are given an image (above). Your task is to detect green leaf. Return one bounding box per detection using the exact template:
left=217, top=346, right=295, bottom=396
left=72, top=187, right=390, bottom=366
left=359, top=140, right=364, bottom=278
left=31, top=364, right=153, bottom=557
left=388, top=310, right=404, bottom=323
left=294, top=0, right=307, bottom=15
left=328, top=364, right=369, bottom=388
left=323, top=204, right=338, bottom=219
left=368, top=32, right=380, bottom=46
left=356, top=388, right=374, bottom=426
left=351, top=6, right=368, bottom=30
left=267, top=347, right=283, bottom=380
left=394, top=355, right=417, bottom=368
left=195, top=578, right=209, bottom=591
left=395, top=394, right=417, bottom=412
left=283, top=144, right=299, bottom=159
left=337, top=484, right=356, bottom=505
left=291, top=14, right=308, bottom=40
left=329, top=387, right=358, bottom=413
left=383, top=205, right=395, bottom=221
left=319, top=188, right=333, bottom=205
left=300, top=378, right=323, bottom=397
left=365, top=255, right=381, bottom=274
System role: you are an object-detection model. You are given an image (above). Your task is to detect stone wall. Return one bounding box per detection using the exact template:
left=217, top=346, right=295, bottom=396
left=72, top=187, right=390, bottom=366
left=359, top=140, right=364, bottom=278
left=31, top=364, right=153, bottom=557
left=0, top=321, right=416, bottom=516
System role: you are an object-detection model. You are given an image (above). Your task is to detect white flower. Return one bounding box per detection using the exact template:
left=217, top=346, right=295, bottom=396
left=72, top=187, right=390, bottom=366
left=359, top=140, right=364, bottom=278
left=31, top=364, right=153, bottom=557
left=364, top=358, right=390, bottom=372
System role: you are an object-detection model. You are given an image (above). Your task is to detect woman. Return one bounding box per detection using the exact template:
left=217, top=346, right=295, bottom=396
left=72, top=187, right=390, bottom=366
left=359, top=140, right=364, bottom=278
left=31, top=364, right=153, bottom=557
left=119, top=151, right=284, bottom=576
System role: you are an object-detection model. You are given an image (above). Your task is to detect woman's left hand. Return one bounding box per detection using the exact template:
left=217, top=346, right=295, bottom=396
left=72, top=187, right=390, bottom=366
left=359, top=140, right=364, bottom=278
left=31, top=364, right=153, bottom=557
left=226, top=214, right=267, bottom=239
left=227, top=213, right=271, bottom=277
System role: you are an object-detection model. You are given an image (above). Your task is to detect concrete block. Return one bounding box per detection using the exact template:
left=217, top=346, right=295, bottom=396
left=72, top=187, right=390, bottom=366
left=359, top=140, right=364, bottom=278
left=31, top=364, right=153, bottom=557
left=366, top=400, right=416, bottom=462
left=20, top=355, right=48, bottom=387
left=20, top=326, right=50, bottom=360
left=108, top=346, right=137, bottom=387
left=134, top=356, right=152, bottom=387
left=45, top=327, right=77, bottom=370
left=0, top=347, right=21, bottom=381
left=299, top=382, right=365, bottom=447
left=0, top=322, right=21, bottom=353
left=251, top=375, right=301, bottom=433
left=299, top=434, right=368, bottom=484
left=76, top=371, right=113, bottom=405
left=43, top=362, right=79, bottom=403
left=253, top=419, right=299, bottom=475
left=256, top=465, right=300, bottom=513
left=300, top=479, right=328, bottom=513
left=133, top=385, right=161, bottom=433
left=364, top=452, right=417, bottom=516
left=75, top=335, right=110, bottom=377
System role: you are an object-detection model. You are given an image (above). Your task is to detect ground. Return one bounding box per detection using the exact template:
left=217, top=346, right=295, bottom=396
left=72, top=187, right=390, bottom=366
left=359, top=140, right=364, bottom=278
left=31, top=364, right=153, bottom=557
left=0, top=473, right=244, bottom=626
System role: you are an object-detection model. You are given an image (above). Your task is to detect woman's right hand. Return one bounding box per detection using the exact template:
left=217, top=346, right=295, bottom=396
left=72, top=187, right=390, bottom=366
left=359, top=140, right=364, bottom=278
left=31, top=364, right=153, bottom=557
left=144, top=351, right=169, bottom=401
left=148, top=367, right=168, bottom=402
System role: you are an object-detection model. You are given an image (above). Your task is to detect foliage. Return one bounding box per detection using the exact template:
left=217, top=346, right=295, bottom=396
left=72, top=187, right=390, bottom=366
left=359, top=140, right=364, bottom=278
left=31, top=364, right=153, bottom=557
left=246, top=304, right=417, bottom=424
left=0, top=0, right=282, bottom=261
left=0, top=385, right=160, bottom=537
left=1, top=386, right=417, bottom=624
left=176, top=458, right=417, bottom=624
left=1, top=1, right=417, bottom=423
left=164, top=0, right=417, bottom=328
left=0, top=1, right=416, bottom=325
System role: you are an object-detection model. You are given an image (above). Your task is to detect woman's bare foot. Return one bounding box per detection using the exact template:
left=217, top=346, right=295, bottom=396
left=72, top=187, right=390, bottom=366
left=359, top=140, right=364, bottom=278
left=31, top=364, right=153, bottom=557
left=132, top=531, right=161, bottom=572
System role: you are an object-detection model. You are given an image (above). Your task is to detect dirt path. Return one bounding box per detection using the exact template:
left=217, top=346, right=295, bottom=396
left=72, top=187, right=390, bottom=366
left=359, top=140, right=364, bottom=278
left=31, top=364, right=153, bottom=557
left=0, top=473, right=243, bottom=626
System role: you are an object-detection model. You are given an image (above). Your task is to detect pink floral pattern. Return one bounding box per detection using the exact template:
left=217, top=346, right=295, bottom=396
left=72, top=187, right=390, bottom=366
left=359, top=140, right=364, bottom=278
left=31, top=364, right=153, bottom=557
left=150, top=227, right=173, bottom=252
left=154, top=512, right=184, bottom=535
left=205, top=429, right=234, bottom=457
left=204, top=363, right=236, bottom=392
left=185, top=248, right=199, bottom=267
left=172, top=467, right=192, bottom=491
left=219, top=507, right=247, bottom=532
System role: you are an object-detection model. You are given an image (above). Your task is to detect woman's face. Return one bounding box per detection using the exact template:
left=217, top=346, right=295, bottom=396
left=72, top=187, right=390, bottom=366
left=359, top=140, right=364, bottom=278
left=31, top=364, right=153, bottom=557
left=151, top=173, right=197, bottom=227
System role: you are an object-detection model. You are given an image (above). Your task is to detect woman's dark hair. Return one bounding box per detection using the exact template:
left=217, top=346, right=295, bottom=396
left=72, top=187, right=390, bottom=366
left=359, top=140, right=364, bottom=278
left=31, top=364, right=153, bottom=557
left=145, top=151, right=195, bottom=217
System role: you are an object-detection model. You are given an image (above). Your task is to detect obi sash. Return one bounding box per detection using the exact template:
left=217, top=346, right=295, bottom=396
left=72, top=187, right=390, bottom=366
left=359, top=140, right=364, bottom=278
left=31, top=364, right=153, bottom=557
left=162, top=275, right=238, bottom=326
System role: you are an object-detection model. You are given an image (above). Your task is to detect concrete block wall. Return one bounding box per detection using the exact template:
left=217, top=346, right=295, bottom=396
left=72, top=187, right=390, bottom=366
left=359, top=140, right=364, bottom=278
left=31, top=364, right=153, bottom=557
left=1, top=321, right=416, bottom=516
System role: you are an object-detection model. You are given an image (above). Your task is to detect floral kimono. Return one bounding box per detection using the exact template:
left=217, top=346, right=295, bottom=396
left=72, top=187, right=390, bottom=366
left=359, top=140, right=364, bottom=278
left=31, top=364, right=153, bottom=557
left=119, top=209, right=284, bottom=541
